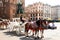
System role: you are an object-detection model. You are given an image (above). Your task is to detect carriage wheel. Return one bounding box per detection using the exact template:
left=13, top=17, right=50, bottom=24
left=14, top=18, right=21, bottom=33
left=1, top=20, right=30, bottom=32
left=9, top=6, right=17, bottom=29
left=16, top=28, right=21, bottom=35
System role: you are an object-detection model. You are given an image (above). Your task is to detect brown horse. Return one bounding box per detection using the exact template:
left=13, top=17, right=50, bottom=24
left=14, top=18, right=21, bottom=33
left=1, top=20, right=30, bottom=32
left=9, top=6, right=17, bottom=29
left=25, top=19, right=56, bottom=39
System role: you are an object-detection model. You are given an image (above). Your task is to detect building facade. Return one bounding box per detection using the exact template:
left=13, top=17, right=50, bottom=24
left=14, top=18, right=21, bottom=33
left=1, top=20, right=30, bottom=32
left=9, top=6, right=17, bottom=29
left=25, top=2, right=44, bottom=21
left=51, top=6, right=58, bottom=20
left=0, top=0, right=17, bottom=19
left=51, top=6, right=60, bottom=20
left=43, top=4, right=51, bottom=20
left=25, top=2, right=52, bottom=21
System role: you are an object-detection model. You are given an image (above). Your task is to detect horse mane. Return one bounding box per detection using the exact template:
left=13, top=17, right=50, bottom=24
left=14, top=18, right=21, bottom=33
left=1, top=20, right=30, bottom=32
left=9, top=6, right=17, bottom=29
left=36, top=19, right=48, bottom=27
left=36, top=19, right=43, bottom=27
left=42, top=20, right=47, bottom=24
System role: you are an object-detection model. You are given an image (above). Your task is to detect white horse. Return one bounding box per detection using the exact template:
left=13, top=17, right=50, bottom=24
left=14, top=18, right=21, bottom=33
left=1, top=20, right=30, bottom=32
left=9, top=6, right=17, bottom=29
left=7, top=21, right=20, bottom=32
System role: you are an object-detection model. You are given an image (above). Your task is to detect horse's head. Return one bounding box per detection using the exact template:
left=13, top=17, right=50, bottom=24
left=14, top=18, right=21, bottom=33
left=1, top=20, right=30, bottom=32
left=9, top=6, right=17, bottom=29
left=36, top=19, right=43, bottom=27
left=42, top=19, right=50, bottom=26
left=36, top=19, right=50, bottom=27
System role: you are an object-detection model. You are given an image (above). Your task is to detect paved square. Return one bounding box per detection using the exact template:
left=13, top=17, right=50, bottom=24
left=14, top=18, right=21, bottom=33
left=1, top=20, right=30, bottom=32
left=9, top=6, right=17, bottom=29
left=0, top=22, right=60, bottom=40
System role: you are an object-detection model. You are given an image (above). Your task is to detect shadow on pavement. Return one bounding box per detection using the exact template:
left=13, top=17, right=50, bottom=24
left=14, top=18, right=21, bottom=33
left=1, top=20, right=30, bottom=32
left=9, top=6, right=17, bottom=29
left=20, top=37, right=34, bottom=40
left=3, top=31, right=52, bottom=40
left=20, top=36, right=52, bottom=40
left=3, top=31, right=25, bottom=37
left=20, top=36, right=42, bottom=40
left=0, top=28, right=6, bottom=30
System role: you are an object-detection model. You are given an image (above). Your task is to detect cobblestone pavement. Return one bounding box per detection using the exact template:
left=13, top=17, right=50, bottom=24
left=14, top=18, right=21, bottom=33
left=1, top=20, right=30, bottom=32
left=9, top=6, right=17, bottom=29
left=0, top=22, right=60, bottom=40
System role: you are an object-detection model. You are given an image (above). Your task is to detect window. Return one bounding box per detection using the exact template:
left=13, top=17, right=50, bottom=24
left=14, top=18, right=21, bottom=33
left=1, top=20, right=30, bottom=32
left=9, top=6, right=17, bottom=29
left=13, top=0, right=14, bottom=1
left=36, top=18, right=37, bottom=20
left=36, top=13, right=37, bottom=16
left=4, top=9, right=6, bottom=14
left=4, top=4, right=6, bottom=7
left=39, top=10, right=40, bottom=12
left=0, top=1, right=2, bottom=3
left=41, top=14, right=43, bottom=16
left=45, top=15, right=46, bottom=17
left=5, top=0, right=8, bottom=2
left=39, top=13, right=40, bottom=16
left=39, top=6, right=40, bottom=8
left=0, top=3, right=3, bottom=7
left=13, top=9, right=15, bottom=13
left=33, top=14, right=34, bottom=16
left=39, top=18, right=41, bottom=19
left=13, top=0, right=15, bottom=4
left=30, top=18, right=32, bottom=20
left=36, top=10, right=37, bottom=12
left=31, top=14, right=32, bottom=17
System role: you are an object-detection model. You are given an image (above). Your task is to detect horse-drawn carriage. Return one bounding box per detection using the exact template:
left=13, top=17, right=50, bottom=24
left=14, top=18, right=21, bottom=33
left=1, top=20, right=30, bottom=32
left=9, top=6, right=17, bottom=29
left=7, top=19, right=57, bottom=39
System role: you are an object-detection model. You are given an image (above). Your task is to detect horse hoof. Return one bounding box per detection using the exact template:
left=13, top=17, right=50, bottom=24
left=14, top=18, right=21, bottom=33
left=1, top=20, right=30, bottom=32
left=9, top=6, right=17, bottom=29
left=26, top=36, right=29, bottom=37
left=37, top=36, right=40, bottom=39
left=34, top=37, right=37, bottom=39
left=40, top=36, right=44, bottom=39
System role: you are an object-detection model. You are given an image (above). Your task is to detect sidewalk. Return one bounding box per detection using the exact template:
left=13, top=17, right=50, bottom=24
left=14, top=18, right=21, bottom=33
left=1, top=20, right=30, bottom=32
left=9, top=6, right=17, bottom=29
left=0, top=30, right=19, bottom=40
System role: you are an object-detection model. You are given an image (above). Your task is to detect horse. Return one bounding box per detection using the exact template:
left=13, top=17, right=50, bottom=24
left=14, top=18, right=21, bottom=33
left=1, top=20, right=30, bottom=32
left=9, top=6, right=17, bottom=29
left=25, top=19, right=57, bottom=39
left=0, top=21, right=8, bottom=29
left=25, top=19, right=44, bottom=38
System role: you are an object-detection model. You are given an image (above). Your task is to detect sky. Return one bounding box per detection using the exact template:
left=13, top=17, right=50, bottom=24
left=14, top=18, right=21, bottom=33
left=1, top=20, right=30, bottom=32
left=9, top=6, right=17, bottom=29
left=25, top=0, right=60, bottom=6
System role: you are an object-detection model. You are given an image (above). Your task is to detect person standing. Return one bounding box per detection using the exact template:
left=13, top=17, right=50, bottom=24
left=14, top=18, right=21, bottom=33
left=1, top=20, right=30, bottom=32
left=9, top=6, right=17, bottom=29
left=20, top=15, right=24, bottom=23
left=20, top=15, right=27, bottom=23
